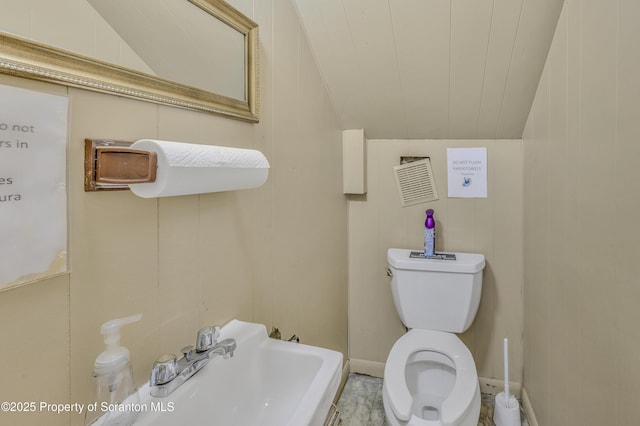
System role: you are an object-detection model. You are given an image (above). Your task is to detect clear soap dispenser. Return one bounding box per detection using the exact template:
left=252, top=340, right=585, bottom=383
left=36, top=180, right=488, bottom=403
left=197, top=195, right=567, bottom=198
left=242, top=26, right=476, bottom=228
left=85, top=314, right=142, bottom=426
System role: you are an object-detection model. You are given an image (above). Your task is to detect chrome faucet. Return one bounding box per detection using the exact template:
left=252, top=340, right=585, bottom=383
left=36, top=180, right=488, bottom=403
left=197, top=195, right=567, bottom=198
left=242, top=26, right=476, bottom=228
left=150, top=325, right=237, bottom=398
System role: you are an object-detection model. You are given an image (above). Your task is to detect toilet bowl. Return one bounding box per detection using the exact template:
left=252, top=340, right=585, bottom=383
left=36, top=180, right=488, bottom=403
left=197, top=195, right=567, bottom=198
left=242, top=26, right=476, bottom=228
left=384, top=249, right=485, bottom=426
left=383, top=329, right=480, bottom=426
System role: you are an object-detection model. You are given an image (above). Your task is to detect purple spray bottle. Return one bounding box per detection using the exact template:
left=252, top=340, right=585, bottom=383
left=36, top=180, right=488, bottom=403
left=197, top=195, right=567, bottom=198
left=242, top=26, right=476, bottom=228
left=424, top=209, right=436, bottom=257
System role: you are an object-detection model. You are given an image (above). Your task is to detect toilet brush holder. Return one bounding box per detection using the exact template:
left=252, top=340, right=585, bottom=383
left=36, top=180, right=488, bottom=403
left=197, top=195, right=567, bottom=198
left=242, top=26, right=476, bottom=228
left=493, top=391, right=521, bottom=426
left=494, top=338, right=521, bottom=425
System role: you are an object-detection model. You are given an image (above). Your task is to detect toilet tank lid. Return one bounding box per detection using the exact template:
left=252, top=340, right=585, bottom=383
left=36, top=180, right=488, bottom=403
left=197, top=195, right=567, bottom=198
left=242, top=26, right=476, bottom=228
left=387, top=248, right=485, bottom=273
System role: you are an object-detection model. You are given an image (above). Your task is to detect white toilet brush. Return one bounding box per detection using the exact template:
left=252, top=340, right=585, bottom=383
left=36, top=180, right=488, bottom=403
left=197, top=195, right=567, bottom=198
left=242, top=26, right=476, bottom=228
left=493, top=338, right=521, bottom=426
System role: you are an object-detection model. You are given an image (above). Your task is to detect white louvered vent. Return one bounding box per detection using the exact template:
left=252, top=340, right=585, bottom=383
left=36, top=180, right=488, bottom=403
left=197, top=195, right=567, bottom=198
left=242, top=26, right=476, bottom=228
left=393, top=158, right=438, bottom=207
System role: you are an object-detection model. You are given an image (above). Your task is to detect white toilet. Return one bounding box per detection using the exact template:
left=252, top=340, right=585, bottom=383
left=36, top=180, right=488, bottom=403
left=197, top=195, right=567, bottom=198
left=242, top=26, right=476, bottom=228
left=383, top=248, right=485, bottom=426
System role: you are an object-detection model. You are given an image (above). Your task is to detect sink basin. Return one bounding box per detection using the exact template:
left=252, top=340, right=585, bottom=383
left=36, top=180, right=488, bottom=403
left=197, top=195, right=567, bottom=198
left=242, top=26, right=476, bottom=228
left=134, top=320, right=343, bottom=426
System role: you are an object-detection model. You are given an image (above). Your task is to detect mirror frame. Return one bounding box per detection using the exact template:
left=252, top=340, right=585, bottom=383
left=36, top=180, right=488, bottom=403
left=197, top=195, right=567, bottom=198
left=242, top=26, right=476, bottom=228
left=0, top=0, right=258, bottom=122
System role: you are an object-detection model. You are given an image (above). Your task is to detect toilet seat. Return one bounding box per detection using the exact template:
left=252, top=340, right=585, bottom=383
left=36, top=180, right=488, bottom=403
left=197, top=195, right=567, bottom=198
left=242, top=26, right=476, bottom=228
left=384, top=329, right=478, bottom=425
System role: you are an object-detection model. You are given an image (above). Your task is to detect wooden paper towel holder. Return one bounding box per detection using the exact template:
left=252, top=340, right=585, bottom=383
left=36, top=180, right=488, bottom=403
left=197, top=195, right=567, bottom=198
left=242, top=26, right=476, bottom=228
left=84, top=139, right=157, bottom=192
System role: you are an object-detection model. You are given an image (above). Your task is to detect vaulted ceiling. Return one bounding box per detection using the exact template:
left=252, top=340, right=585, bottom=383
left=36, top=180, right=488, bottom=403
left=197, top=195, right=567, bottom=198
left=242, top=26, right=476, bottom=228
left=293, top=0, right=565, bottom=139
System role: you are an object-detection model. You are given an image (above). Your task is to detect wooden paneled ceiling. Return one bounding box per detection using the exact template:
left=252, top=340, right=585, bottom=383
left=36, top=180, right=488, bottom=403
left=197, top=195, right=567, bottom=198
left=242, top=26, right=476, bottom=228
left=293, top=0, right=564, bottom=139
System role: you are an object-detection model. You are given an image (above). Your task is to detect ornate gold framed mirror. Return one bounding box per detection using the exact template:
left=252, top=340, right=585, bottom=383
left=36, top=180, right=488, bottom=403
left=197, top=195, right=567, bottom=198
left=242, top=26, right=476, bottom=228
left=0, top=0, right=258, bottom=122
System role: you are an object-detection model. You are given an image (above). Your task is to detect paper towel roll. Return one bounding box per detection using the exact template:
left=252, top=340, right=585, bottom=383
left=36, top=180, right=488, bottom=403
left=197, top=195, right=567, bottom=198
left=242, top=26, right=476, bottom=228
left=128, top=139, right=270, bottom=198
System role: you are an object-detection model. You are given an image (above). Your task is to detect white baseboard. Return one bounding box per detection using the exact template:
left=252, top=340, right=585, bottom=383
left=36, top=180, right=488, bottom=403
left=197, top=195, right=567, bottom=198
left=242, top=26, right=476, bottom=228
left=334, top=360, right=351, bottom=403
left=349, top=358, right=385, bottom=377
left=521, top=387, right=539, bottom=426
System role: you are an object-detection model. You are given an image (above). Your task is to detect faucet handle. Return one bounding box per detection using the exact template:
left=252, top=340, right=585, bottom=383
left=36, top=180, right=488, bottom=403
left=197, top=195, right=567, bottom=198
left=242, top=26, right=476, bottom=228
left=196, top=325, right=220, bottom=352
left=217, top=338, right=237, bottom=359
left=150, top=353, right=177, bottom=385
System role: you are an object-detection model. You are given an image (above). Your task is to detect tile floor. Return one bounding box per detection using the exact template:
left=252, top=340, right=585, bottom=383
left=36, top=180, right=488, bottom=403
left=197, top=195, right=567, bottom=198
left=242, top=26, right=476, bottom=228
left=336, top=373, right=528, bottom=426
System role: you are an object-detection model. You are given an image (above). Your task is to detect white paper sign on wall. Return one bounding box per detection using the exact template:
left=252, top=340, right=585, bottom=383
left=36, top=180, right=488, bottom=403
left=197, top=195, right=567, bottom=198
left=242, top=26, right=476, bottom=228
left=0, top=84, right=69, bottom=290
left=447, top=147, right=487, bottom=198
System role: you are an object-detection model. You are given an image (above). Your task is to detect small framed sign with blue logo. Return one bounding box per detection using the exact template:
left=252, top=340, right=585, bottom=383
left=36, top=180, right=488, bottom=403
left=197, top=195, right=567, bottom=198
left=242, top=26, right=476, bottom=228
left=447, top=147, right=487, bottom=198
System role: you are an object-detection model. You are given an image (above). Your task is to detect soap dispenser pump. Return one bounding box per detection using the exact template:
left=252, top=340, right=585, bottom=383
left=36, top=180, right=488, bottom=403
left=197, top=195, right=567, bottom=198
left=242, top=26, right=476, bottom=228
left=85, top=313, right=142, bottom=426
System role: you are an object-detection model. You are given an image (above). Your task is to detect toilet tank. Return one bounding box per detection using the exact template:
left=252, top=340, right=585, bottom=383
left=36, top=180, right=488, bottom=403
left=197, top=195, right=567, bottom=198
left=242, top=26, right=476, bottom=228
left=387, top=248, right=485, bottom=333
